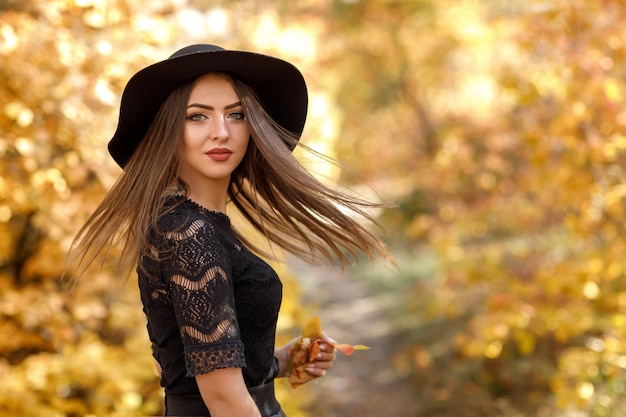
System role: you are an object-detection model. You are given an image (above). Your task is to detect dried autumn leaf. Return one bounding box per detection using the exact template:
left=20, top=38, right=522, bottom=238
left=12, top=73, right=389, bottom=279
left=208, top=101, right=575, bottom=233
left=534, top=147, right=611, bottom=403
left=302, top=315, right=323, bottom=339
left=286, top=316, right=370, bottom=388
left=334, top=344, right=370, bottom=356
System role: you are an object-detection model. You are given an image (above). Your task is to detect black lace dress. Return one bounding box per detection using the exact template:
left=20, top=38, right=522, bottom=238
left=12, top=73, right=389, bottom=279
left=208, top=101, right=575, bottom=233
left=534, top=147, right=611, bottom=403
left=138, top=196, right=283, bottom=414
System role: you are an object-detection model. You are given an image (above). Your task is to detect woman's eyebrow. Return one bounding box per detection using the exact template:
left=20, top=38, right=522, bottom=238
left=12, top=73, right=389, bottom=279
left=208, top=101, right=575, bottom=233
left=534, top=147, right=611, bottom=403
left=186, top=101, right=242, bottom=110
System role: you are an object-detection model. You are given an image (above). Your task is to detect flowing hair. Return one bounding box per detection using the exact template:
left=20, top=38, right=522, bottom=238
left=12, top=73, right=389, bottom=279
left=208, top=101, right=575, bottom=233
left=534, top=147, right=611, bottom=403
left=66, top=73, right=391, bottom=280
left=66, top=81, right=192, bottom=278
left=229, top=78, right=391, bottom=264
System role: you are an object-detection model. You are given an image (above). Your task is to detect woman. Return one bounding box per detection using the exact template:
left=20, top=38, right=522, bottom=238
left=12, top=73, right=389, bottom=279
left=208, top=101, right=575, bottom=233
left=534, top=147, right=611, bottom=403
left=68, top=44, right=391, bottom=417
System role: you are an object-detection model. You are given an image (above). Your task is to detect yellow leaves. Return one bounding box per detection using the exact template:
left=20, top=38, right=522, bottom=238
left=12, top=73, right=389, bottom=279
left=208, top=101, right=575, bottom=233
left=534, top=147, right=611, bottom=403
left=250, top=10, right=322, bottom=65
left=577, top=381, right=595, bottom=401
left=552, top=346, right=611, bottom=409
left=0, top=20, right=18, bottom=53
left=0, top=204, right=11, bottom=223
left=82, top=6, right=109, bottom=29
left=513, top=330, right=536, bottom=356
left=582, top=281, right=600, bottom=300
left=604, top=78, right=622, bottom=102
left=0, top=270, right=164, bottom=415
left=0, top=331, right=160, bottom=417
left=13, top=136, right=34, bottom=156
left=31, top=168, right=68, bottom=194
left=300, top=315, right=322, bottom=339
left=458, top=310, right=537, bottom=360
left=94, top=78, right=116, bottom=105
left=483, top=341, right=502, bottom=359
left=131, top=14, right=177, bottom=45
left=609, top=314, right=626, bottom=329
left=4, top=102, right=33, bottom=127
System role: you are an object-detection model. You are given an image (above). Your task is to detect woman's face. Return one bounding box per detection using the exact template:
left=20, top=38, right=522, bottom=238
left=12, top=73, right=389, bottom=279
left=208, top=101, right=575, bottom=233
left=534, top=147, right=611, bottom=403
left=178, top=73, right=250, bottom=191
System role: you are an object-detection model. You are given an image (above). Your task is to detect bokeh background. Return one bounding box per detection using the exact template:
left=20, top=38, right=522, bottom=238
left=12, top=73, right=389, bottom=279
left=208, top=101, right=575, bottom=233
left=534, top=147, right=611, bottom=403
left=3, top=0, right=626, bottom=416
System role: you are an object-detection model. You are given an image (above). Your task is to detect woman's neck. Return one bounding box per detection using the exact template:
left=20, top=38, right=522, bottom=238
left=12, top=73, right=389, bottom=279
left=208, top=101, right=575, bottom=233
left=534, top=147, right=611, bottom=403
left=182, top=178, right=230, bottom=214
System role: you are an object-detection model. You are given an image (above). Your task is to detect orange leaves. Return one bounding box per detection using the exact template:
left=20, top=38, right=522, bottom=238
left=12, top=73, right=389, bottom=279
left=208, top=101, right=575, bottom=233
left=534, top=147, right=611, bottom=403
left=285, top=316, right=322, bottom=388
left=333, top=343, right=370, bottom=356
left=286, top=316, right=369, bottom=388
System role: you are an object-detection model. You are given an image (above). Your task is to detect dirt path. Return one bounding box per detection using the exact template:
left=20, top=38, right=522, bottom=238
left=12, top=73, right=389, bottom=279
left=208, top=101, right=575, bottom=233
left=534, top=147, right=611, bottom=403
left=291, top=263, right=418, bottom=417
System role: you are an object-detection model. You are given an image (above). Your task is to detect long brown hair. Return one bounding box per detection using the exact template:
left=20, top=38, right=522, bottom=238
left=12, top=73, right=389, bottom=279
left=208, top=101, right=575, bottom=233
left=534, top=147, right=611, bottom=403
left=67, top=73, right=391, bottom=279
left=230, top=78, right=390, bottom=264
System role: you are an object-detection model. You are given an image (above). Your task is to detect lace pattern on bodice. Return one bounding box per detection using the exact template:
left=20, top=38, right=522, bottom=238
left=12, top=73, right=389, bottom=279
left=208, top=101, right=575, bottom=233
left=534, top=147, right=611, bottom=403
left=138, top=197, right=282, bottom=392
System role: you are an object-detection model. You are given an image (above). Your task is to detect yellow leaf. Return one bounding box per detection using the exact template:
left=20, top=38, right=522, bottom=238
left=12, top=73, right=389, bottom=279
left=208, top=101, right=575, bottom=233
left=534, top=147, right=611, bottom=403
left=301, top=316, right=322, bottom=339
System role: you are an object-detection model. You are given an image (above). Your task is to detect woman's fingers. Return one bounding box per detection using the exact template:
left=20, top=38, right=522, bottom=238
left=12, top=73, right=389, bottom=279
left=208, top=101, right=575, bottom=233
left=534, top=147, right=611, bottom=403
left=304, top=337, right=337, bottom=377
left=316, top=345, right=337, bottom=363
left=320, top=331, right=338, bottom=348
left=304, top=363, right=329, bottom=377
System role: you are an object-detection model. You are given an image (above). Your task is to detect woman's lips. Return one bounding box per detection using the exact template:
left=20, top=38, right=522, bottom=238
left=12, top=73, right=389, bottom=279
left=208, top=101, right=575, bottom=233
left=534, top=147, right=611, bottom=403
left=206, top=148, right=232, bottom=161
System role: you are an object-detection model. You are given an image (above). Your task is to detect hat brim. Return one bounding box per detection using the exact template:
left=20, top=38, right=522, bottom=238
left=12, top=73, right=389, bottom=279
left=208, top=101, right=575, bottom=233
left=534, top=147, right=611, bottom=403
left=107, top=45, right=308, bottom=168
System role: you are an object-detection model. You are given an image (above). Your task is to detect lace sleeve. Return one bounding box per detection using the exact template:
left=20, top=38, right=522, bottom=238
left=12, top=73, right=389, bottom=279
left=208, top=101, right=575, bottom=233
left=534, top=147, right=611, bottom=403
left=160, top=215, right=246, bottom=377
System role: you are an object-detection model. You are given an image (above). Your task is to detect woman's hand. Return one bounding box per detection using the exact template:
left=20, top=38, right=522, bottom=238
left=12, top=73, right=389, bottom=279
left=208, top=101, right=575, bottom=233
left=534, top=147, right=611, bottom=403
left=275, top=332, right=337, bottom=379
left=302, top=332, right=337, bottom=378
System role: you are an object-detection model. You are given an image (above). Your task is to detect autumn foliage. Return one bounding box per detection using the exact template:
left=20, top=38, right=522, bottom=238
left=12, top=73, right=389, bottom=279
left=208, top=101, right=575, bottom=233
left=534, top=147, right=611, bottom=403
left=3, top=0, right=626, bottom=416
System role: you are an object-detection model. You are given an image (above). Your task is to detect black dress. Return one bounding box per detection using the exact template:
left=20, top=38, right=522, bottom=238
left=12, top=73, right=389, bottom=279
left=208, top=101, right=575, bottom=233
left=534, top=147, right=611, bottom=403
left=138, top=197, right=285, bottom=416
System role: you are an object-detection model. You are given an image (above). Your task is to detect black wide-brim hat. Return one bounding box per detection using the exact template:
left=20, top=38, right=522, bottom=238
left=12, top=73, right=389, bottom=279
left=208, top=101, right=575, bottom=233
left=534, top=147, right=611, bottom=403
left=107, top=44, right=308, bottom=168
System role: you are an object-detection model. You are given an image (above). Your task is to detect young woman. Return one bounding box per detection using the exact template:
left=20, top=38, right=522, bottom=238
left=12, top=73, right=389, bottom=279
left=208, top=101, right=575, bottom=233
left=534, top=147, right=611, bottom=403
left=68, top=44, right=391, bottom=417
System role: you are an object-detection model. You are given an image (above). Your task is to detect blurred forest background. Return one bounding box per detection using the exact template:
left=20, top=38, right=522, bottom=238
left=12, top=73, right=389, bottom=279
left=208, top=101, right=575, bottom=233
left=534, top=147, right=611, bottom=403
left=3, top=0, right=626, bottom=416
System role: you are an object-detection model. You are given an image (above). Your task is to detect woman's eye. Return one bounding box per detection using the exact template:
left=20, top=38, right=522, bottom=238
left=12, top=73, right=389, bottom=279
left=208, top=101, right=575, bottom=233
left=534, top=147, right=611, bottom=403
left=229, top=111, right=245, bottom=121
left=187, top=113, right=206, bottom=122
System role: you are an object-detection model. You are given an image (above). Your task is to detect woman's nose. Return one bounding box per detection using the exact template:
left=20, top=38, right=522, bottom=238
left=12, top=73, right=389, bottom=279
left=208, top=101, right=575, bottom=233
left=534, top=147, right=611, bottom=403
left=211, top=117, right=229, bottom=140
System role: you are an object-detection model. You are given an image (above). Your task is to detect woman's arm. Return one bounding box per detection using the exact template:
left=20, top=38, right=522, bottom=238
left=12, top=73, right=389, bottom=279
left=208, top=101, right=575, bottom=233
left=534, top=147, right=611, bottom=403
left=274, top=340, right=292, bottom=378
left=275, top=332, right=337, bottom=379
left=196, top=367, right=261, bottom=417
